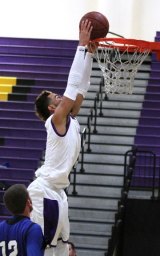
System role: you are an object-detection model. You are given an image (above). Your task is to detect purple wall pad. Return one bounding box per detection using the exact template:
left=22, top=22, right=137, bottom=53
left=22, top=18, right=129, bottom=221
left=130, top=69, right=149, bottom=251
left=133, top=32, right=160, bottom=187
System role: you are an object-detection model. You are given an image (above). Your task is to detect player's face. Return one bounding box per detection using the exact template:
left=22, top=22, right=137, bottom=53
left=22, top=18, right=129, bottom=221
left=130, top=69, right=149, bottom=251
left=48, top=93, right=62, bottom=108
left=69, top=244, right=76, bottom=256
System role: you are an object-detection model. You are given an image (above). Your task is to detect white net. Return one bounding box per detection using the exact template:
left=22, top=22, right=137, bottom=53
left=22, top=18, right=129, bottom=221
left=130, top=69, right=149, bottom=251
left=93, top=42, right=150, bottom=94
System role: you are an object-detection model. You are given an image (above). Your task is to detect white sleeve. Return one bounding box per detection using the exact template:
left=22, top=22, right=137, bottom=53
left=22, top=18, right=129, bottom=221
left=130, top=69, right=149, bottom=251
left=63, top=46, right=85, bottom=100
left=78, top=52, right=93, bottom=98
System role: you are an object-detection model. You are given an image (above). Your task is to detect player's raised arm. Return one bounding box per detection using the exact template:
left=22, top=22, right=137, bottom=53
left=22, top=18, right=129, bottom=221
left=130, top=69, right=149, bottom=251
left=52, top=20, right=92, bottom=133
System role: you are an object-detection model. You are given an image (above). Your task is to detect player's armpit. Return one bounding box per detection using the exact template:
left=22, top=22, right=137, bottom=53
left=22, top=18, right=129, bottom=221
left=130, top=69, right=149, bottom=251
left=52, top=97, right=74, bottom=134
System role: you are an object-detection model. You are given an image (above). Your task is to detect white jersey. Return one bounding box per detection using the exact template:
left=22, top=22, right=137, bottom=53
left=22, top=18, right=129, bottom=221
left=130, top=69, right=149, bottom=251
left=27, top=47, right=93, bottom=253
left=35, top=114, right=81, bottom=189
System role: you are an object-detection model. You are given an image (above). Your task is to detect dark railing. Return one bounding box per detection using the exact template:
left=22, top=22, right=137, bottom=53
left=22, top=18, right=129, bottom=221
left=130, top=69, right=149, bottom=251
left=70, top=74, right=107, bottom=194
left=71, top=158, right=79, bottom=196
left=124, top=147, right=157, bottom=199
left=68, top=127, right=87, bottom=195
left=80, top=127, right=87, bottom=173
left=107, top=147, right=158, bottom=256
left=93, top=76, right=106, bottom=133
left=86, top=109, right=93, bottom=152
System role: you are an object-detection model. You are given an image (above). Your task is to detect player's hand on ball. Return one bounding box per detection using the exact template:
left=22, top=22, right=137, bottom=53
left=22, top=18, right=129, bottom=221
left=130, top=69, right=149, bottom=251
left=79, top=19, right=93, bottom=46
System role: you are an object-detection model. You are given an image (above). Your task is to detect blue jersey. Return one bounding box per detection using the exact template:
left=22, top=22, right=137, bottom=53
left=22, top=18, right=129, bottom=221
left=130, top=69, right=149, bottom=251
left=0, top=216, right=45, bottom=256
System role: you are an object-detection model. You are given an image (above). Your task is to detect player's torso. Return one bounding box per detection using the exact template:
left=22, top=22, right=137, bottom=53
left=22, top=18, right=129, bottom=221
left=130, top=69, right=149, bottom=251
left=44, top=115, right=81, bottom=170
left=34, top=115, right=81, bottom=188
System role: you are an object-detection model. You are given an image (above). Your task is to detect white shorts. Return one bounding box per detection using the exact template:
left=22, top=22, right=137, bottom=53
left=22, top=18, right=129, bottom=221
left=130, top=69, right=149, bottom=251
left=27, top=177, right=69, bottom=246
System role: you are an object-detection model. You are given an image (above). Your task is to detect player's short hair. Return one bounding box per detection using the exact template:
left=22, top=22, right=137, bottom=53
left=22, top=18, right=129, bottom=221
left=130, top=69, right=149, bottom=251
left=3, top=184, right=29, bottom=215
left=35, top=90, right=52, bottom=121
left=68, top=241, right=77, bottom=255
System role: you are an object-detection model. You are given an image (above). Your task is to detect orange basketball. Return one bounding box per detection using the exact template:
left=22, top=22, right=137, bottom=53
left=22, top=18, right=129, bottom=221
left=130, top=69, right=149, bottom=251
left=79, top=11, right=109, bottom=40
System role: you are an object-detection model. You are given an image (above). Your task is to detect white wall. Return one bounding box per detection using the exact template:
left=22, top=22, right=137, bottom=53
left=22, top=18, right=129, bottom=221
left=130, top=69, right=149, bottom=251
left=0, top=0, right=159, bottom=41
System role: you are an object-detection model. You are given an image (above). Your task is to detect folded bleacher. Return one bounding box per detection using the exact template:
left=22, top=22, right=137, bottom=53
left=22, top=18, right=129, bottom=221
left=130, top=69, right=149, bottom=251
left=0, top=37, right=78, bottom=220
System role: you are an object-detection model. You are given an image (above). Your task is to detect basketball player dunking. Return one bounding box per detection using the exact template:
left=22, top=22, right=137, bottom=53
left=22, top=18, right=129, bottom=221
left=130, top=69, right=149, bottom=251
left=28, top=20, right=96, bottom=256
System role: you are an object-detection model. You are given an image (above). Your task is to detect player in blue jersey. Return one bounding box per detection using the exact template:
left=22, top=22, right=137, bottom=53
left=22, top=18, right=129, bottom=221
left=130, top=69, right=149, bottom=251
left=0, top=184, right=45, bottom=256
left=28, top=20, right=97, bottom=256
